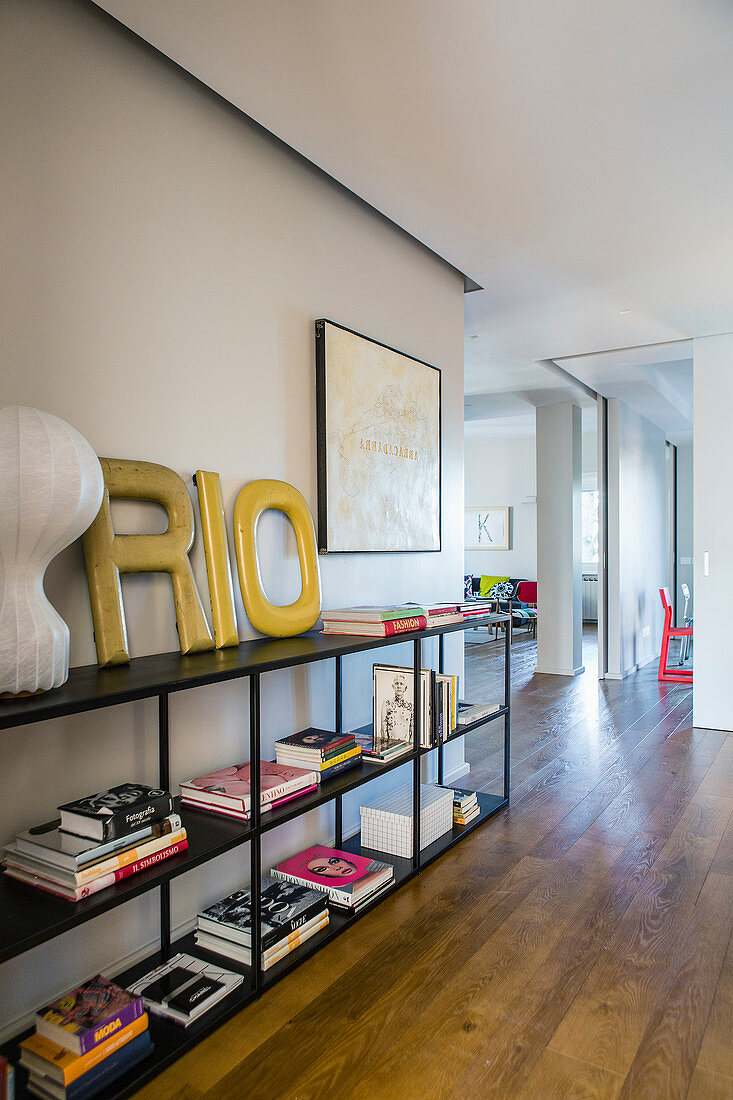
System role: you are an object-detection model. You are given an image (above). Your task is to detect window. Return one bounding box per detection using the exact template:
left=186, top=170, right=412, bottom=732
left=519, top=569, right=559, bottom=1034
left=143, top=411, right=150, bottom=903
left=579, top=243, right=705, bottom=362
left=582, top=490, right=599, bottom=564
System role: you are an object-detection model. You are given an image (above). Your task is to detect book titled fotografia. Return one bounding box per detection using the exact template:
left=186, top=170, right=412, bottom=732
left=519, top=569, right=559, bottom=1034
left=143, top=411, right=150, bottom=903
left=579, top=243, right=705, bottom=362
left=58, top=784, right=174, bottom=842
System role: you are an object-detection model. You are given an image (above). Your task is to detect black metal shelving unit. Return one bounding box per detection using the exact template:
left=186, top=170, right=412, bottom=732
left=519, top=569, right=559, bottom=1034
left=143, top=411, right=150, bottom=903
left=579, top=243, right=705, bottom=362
left=0, top=613, right=510, bottom=1100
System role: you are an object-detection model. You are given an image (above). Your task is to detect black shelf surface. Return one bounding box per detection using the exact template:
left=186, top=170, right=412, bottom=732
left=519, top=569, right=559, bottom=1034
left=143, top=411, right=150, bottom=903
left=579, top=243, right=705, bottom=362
left=0, top=615, right=509, bottom=731
left=0, top=801, right=252, bottom=964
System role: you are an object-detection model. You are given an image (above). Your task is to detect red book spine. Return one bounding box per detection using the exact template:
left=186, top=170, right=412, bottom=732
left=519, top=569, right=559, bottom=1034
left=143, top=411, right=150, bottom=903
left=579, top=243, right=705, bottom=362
left=382, top=615, right=428, bottom=636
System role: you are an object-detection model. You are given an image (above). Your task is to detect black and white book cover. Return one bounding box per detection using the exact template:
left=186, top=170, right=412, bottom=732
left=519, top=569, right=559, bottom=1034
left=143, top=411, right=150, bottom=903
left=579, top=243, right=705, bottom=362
left=198, top=875, right=328, bottom=950
left=58, top=783, right=174, bottom=841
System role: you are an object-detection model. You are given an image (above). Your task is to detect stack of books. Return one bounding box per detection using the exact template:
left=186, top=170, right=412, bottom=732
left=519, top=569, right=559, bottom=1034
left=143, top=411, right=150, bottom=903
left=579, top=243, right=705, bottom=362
left=195, top=876, right=329, bottom=970
left=456, top=701, right=501, bottom=726
left=19, top=975, right=152, bottom=1100
left=445, top=787, right=480, bottom=827
left=458, top=599, right=497, bottom=621
left=180, top=760, right=319, bottom=821
left=419, top=602, right=464, bottom=628
left=320, top=605, right=427, bottom=637
left=3, top=784, right=185, bottom=901
left=127, top=953, right=243, bottom=1028
left=360, top=785, right=454, bottom=858
left=274, top=728, right=362, bottom=783
left=272, top=845, right=394, bottom=912
left=354, top=728, right=412, bottom=765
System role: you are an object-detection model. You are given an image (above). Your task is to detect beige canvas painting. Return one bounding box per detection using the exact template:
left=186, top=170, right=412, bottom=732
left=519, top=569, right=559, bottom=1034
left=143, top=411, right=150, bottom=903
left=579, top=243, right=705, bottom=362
left=316, top=321, right=441, bottom=552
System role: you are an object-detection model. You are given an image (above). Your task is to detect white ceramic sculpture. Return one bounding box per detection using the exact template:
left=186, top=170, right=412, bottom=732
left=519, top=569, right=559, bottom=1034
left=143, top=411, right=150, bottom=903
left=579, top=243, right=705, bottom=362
left=0, top=406, right=104, bottom=695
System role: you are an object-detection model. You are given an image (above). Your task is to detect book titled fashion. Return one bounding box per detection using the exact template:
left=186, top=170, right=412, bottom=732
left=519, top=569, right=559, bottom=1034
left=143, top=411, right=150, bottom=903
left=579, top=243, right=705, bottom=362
left=58, top=784, right=174, bottom=842
left=127, top=953, right=243, bottom=1027
left=35, top=976, right=144, bottom=1056
left=13, top=814, right=182, bottom=872
left=321, top=615, right=427, bottom=637
left=197, top=875, right=328, bottom=951
left=271, top=845, right=393, bottom=909
left=180, top=761, right=318, bottom=816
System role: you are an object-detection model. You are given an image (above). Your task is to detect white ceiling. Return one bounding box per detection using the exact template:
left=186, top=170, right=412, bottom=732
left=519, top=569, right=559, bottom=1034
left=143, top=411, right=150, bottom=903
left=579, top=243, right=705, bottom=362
left=95, top=0, right=731, bottom=439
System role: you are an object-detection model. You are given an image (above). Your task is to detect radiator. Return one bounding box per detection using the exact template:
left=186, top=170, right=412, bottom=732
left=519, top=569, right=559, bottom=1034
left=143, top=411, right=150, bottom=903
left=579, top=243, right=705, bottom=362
left=582, top=574, right=598, bottom=621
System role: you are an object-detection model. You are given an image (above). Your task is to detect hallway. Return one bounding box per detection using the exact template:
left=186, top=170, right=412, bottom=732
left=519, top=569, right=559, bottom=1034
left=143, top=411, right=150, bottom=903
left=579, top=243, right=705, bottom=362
left=135, top=635, right=732, bottom=1100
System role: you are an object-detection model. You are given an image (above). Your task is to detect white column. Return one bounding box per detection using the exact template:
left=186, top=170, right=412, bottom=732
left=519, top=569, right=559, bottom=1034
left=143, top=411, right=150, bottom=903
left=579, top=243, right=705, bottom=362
left=536, top=402, right=584, bottom=676
left=693, top=333, right=733, bottom=731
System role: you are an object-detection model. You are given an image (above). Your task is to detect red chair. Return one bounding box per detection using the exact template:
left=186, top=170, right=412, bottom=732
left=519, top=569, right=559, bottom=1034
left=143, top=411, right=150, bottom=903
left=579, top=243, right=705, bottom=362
left=658, top=587, right=693, bottom=683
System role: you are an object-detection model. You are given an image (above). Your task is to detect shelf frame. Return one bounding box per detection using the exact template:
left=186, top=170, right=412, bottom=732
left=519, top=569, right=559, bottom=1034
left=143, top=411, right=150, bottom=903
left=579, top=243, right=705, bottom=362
left=0, top=612, right=511, bottom=1100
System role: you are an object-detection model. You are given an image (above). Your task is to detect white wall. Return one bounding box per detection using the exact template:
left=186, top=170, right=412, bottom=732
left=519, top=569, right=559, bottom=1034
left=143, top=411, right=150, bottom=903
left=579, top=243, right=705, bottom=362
left=464, top=433, right=536, bottom=581
left=607, top=400, right=666, bottom=678
left=536, top=403, right=583, bottom=676
left=676, top=444, right=694, bottom=617
left=0, top=0, right=466, bottom=1036
left=693, top=335, right=733, bottom=730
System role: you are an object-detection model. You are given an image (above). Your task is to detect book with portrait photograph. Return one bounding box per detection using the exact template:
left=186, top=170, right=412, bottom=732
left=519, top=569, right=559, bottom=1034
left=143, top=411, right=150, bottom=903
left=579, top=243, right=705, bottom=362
left=271, top=845, right=393, bottom=909
left=372, top=664, right=435, bottom=749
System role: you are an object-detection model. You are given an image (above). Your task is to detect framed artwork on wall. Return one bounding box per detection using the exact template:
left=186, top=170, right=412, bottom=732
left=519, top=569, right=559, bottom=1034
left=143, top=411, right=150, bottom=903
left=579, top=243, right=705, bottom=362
left=464, top=506, right=510, bottom=550
left=315, top=319, right=441, bottom=553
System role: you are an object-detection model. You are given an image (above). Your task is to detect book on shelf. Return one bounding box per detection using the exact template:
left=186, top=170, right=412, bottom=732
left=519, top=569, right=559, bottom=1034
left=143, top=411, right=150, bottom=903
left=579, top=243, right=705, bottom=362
left=275, top=744, right=361, bottom=774
left=179, top=760, right=318, bottom=818
left=20, top=1014, right=149, bottom=1088
left=271, top=845, right=393, bottom=910
left=5, top=822, right=186, bottom=887
left=454, top=805, right=480, bottom=827
left=353, top=728, right=411, bottom=764
left=422, top=612, right=464, bottom=627
left=319, top=605, right=426, bottom=623
left=456, top=701, right=502, bottom=725
left=273, top=729, right=355, bottom=759
left=58, top=784, right=174, bottom=843
left=3, top=834, right=189, bottom=901
left=35, top=976, right=144, bottom=1057
left=440, top=785, right=478, bottom=813
left=321, top=614, right=427, bottom=637
left=195, top=908, right=330, bottom=970
left=25, top=1031, right=154, bottom=1100
left=127, top=953, right=243, bottom=1028
left=20, top=1014, right=150, bottom=1100
left=372, top=663, right=435, bottom=749
left=13, top=814, right=182, bottom=872
left=197, top=875, right=328, bottom=951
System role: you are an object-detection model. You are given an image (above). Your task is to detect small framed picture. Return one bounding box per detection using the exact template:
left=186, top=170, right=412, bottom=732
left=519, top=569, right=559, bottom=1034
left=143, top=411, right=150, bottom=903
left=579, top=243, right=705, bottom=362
left=372, top=664, right=432, bottom=748
left=464, top=507, right=510, bottom=550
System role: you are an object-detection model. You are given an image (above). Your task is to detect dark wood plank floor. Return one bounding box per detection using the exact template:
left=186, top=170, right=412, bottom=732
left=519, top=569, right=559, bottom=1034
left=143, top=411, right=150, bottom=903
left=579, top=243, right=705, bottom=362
left=135, top=628, right=732, bottom=1100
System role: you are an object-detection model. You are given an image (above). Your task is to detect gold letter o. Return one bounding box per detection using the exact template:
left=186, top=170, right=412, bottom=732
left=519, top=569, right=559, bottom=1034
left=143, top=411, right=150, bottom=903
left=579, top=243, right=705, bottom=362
left=233, top=480, right=321, bottom=638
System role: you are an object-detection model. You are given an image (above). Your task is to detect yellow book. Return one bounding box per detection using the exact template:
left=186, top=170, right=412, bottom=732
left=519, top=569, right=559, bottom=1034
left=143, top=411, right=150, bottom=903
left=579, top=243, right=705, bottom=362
left=20, top=1013, right=148, bottom=1085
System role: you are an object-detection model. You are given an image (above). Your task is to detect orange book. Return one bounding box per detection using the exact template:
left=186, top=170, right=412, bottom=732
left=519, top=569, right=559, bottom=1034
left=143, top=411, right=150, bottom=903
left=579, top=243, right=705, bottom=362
left=20, top=1012, right=148, bottom=1085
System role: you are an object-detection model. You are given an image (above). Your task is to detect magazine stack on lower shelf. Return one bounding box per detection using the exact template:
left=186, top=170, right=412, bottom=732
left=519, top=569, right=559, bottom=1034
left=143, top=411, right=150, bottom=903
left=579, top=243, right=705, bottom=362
left=19, top=976, right=152, bottom=1100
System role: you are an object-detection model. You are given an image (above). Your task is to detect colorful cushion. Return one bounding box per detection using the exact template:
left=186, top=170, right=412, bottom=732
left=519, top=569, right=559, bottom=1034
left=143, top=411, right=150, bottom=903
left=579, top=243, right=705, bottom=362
left=464, top=575, right=473, bottom=599
left=489, top=580, right=514, bottom=600
left=479, top=574, right=509, bottom=598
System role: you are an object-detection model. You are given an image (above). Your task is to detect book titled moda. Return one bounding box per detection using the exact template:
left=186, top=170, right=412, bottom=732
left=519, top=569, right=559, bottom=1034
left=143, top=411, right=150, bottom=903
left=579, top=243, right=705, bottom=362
left=58, top=784, right=174, bottom=842
left=35, top=975, right=144, bottom=1056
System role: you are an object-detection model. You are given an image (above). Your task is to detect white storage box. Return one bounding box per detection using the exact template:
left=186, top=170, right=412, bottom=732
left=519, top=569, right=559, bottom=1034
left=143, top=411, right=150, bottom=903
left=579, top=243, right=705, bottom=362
left=360, top=784, right=454, bottom=858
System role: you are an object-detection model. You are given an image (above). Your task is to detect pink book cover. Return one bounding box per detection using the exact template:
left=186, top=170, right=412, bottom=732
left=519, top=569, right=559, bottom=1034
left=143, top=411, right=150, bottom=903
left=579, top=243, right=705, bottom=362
left=275, top=845, right=391, bottom=896
left=181, top=761, right=317, bottom=811
left=263, top=784, right=318, bottom=812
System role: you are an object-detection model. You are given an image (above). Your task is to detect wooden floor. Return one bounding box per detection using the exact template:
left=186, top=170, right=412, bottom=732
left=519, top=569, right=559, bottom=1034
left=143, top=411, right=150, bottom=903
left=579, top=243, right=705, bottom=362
left=136, top=629, right=733, bottom=1100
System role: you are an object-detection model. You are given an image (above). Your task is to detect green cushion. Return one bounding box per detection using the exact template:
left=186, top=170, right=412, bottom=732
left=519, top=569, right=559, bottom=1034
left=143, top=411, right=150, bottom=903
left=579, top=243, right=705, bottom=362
left=479, top=574, right=510, bottom=598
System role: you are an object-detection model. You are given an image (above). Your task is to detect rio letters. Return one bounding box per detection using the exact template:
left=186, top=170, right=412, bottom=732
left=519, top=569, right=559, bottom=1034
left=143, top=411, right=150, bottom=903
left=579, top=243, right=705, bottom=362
left=82, top=461, right=321, bottom=667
